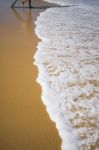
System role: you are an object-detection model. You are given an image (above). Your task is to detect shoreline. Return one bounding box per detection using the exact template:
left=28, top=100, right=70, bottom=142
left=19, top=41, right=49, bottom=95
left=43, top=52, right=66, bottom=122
left=0, top=0, right=61, bottom=149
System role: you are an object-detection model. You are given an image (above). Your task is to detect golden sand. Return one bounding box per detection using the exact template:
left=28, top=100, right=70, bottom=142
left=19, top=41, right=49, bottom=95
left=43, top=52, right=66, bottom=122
left=0, top=0, right=61, bottom=149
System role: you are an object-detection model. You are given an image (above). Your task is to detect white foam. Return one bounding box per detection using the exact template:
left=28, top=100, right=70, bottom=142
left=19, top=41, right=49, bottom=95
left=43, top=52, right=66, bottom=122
left=34, top=2, right=99, bottom=150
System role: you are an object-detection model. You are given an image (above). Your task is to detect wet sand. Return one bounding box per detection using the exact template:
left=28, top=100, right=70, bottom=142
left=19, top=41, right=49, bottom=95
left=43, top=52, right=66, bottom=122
left=0, top=0, right=61, bottom=149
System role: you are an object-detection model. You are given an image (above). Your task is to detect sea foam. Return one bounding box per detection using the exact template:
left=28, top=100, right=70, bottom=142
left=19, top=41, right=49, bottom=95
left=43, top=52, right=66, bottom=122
left=34, top=1, right=99, bottom=150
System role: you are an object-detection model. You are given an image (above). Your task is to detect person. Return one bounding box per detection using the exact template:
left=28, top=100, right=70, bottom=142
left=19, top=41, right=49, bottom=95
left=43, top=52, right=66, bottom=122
left=11, top=0, right=32, bottom=8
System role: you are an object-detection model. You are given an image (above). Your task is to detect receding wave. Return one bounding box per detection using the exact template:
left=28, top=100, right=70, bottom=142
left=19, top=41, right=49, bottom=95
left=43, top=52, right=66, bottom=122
left=43, top=0, right=99, bottom=6
left=34, top=3, right=99, bottom=150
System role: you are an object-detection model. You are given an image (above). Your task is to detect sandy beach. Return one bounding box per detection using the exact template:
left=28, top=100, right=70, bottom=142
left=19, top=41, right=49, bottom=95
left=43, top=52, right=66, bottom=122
left=0, top=0, right=61, bottom=149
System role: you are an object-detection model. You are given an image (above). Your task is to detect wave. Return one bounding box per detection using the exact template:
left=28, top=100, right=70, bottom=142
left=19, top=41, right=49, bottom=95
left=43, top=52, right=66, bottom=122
left=43, top=0, right=99, bottom=7
left=34, top=2, right=99, bottom=150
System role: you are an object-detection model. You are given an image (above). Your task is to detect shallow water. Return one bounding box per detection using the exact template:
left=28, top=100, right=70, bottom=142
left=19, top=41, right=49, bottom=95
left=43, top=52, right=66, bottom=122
left=43, top=0, right=99, bottom=6
left=35, top=1, right=99, bottom=150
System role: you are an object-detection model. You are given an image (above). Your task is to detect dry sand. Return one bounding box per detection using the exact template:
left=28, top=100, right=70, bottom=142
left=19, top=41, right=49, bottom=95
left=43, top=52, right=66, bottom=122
left=0, top=0, right=61, bottom=149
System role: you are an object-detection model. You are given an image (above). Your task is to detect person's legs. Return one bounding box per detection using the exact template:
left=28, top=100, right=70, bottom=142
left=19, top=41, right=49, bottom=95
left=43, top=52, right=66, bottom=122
left=11, top=0, right=32, bottom=8
left=22, top=0, right=32, bottom=8
left=22, top=0, right=28, bottom=4
left=28, top=0, right=32, bottom=8
left=11, top=0, right=18, bottom=7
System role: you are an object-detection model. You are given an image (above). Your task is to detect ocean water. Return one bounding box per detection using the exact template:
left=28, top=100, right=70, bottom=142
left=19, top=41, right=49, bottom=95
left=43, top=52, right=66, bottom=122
left=34, top=1, right=99, bottom=150
left=43, top=0, right=99, bottom=7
